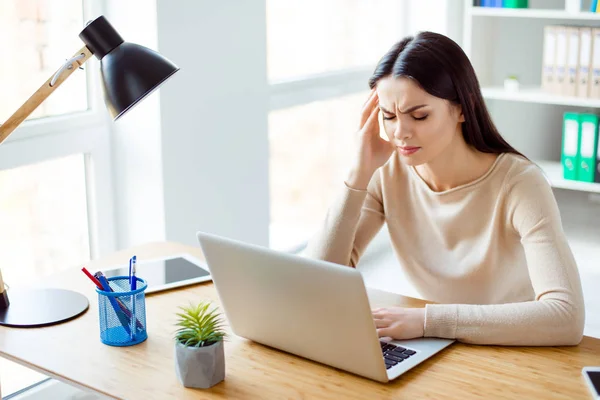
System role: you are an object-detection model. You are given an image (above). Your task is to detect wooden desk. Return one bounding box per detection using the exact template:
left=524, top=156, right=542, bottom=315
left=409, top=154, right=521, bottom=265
left=0, top=242, right=599, bottom=399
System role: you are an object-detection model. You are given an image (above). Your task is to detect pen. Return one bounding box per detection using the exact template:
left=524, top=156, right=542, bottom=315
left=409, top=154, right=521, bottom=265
left=130, top=255, right=137, bottom=340
left=95, top=271, right=144, bottom=331
left=128, top=257, right=132, bottom=286
left=131, top=255, right=137, bottom=290
left=97, top=274, right=131, bottom=336
left=82, top=267, right=102, bottom=289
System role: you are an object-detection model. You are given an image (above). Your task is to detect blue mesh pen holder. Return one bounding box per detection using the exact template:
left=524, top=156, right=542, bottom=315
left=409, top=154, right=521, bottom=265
left=96, top=276, right=148, bottom=346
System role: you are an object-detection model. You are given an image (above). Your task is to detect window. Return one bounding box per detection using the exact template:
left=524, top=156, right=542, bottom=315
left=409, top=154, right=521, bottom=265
left=267, top=1, right=407, bottom=250
left=0, top=0, right=115, bottom=397
left=0, top=154, right=90, bottom=286
left=0, top=0, right=88, bottom=123
left=266, top=0, right=404, bottom=82
left=269, top=91, right=370, bottom=250
left=0, top=154, right=91, bottom=396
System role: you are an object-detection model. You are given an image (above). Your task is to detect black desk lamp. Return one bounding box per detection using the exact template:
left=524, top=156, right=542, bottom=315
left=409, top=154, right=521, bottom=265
left=0, top=15, right=179, bottom=327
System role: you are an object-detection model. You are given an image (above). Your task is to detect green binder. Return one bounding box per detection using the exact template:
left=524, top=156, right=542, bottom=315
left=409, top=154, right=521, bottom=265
left=578, top=113, right=599, bottom=182
left=503, top=0, right=528, bottom=8
left=562, top=112, right=581, bottom=181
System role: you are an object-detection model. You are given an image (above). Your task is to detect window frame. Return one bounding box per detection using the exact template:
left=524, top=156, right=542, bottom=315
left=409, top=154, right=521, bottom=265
left=0, top=0, right=116, bottom=259
left=267, top=1, right=409, bottom=249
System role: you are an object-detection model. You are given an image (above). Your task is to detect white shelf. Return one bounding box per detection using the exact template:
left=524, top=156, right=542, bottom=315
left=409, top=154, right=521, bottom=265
left=536, top=161, right=600, bottom=194
left=470, top=7, right=600, bottom=20
left=481, top=86, right=600, bottom=107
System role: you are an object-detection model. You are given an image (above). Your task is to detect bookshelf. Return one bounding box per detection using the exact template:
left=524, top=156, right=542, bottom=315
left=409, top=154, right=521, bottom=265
left=472, top=5, right=600, bottom=109
left=462, top=0, right=600, bottom=188
left=462, top=0, right=600, bottom=262
left=536, top=160, right=600, bottom=193
left=470, top=7, right=600, bottom=20
left=481, top=86, right=600, bottom=107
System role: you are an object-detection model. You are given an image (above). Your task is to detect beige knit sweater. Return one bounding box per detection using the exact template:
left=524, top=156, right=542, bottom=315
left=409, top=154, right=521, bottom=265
left=304, top=152, right=585, bottom=346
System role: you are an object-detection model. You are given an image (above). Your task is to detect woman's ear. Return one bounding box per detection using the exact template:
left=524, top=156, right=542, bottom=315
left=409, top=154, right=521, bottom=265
left=448, top=101, right=465, bottom=123
left=456, top=104, right=465, bottom=123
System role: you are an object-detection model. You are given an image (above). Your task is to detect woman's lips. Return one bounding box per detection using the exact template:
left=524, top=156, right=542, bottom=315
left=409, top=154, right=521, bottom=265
left=397, top=146, right=420, bottom=156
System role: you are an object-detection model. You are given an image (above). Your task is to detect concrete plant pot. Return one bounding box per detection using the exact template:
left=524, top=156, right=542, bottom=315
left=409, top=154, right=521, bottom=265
left=174, top=340, right=225, bottom=388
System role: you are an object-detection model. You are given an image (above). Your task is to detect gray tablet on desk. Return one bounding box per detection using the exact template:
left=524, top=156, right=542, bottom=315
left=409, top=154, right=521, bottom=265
left=103, top=253, right=211, bottom=294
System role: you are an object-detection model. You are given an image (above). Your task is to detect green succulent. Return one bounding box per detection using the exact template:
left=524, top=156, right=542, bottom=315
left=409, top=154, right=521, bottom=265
left=174, top=301, right=227, bottom=347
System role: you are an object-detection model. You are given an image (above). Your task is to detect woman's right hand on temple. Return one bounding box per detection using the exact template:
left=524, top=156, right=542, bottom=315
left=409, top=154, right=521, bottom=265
left=346, top=89, right=395, bottom=190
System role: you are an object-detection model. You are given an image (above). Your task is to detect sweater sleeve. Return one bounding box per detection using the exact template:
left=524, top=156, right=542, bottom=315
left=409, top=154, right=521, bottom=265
left=423, top=164, right=586, bottom=346
left=302, top=171, right=385, bottom=267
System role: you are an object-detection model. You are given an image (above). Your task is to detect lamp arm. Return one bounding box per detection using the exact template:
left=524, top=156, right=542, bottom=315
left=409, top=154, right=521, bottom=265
left=0, top=45, right=93, bottom=146
left=0, top=269, right=8, bottom=309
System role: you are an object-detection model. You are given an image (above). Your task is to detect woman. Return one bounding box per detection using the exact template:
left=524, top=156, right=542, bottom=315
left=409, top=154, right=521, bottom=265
left=304, top=31, right=585, bottom=346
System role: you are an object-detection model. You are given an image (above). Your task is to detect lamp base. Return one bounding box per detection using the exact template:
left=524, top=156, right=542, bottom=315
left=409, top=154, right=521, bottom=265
left=0, top=288, right=89, bottom=328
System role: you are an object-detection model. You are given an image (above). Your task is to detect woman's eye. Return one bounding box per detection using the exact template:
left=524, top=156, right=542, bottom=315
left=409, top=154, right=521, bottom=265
left=382, top=115, right=396, bottom=120
left=413, top=115, right=428, bottom=121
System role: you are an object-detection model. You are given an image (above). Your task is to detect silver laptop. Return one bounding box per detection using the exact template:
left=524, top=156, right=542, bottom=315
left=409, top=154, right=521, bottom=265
left=196, top=231, right=454, bottom=383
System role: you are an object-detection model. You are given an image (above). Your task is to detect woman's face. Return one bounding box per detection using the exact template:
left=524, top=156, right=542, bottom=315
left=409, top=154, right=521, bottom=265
left=376, top=76, right=464, bottom=166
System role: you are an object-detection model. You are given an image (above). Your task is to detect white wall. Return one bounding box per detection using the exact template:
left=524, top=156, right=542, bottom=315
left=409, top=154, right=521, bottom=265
left=102, top=0, right=456, bottom=250
left=156, top=0, right=270, bottom=247
left=406, top=0, right=464, bottom=45
left=104, top=0, right=167, bottom=249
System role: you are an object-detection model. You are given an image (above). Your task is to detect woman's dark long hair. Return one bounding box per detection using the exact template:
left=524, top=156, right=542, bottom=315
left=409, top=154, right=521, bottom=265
left=369, top=31, right=526, bottom=159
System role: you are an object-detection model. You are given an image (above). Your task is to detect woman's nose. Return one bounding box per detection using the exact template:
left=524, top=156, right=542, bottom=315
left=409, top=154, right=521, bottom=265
left=393, top=121, right=411, bottom=141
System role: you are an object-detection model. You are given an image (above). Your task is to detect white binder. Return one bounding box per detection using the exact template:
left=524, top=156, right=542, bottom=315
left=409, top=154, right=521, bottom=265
left=541, top=26, right=558, bottom=93
left=565, top=27, right=580, bottom=97
left=577, top=28, right=592, bottom=98
left=555, top=26, right=568, bottom=95
left=590, top=28, right=600, bottom=99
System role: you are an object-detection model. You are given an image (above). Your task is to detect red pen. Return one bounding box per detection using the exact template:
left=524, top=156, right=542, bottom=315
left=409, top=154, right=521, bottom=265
left=82, top=267, right=103, bottom=289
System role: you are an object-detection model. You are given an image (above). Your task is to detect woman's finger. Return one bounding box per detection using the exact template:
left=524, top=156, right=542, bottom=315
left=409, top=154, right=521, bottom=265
left=377, top=327, right=391, bottom=338
left=362, top=88, right=377, bottom=107
left=360, top=91, right=379, bottom=128
left=363, top=105, right=380, bottom=132
left=374, top=319, right=391, bottom=328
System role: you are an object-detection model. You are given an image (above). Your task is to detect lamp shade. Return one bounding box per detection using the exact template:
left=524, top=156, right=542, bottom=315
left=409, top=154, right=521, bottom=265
left=79, top=16, right=179, bottom=120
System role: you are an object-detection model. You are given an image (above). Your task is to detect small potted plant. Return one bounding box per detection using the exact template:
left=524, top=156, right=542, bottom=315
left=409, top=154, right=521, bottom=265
left=504, top=74, right=520, bottom=92
left=174, top=301, right=227, bottom=388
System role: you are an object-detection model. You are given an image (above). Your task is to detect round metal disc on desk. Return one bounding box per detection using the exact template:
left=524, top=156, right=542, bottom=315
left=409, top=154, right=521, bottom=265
left=0, top=289, right=89, bottom=328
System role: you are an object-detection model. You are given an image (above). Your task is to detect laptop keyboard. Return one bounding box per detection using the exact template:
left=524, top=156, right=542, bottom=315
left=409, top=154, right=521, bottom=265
left=380, top=341, right=417, bottom=370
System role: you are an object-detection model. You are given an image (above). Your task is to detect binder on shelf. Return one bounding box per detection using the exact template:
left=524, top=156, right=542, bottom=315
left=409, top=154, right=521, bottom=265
left=565, top=27, right=580, bottom=97
left=555, top=27, right=569, bottom=95
left=502, top=0, right=528, bottom=8
left=590, top=29, right=600, bottom=98
left=578, top=114, right=598, bottom=182
left=577, top=28, right=592, bottom=98
left=542, top=26, right=558, bottom=94
left=596, top=125, right=600, bottom=183
left=562, top=112, right=581, bottom=181
left=592, top=0, right=598, bottom=12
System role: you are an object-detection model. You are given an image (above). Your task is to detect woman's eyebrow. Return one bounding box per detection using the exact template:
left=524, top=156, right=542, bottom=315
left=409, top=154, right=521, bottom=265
left=379, top=104, right=428, bottom=114
left=399, top=104, right=427, bottom=114
left=379, top=105, right=395, bottom=114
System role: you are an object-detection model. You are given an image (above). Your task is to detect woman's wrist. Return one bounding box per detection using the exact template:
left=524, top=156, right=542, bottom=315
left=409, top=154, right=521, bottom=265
left=421, top=307, right=427, bottom=337
left=346, top=166, right=375, bottom=190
